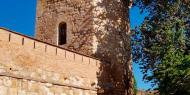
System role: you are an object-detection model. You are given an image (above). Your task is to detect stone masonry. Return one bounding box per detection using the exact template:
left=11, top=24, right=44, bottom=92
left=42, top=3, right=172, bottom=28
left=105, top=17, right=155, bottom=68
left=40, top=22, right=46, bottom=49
left=36, top=0, right=133, bottom=94
left=35, top=0, right=131, bottom=56
left=0, top=28, right=105, bottom=95
left=0, top=0, right=134, bottom=94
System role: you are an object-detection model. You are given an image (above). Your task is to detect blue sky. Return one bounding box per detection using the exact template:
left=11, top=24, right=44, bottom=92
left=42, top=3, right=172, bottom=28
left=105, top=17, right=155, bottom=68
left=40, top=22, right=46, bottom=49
left=130, top=6, right=151, bottom=90
left=0, top=0, right=151, bottom=90
left=0, top=0, right=36, bottom=37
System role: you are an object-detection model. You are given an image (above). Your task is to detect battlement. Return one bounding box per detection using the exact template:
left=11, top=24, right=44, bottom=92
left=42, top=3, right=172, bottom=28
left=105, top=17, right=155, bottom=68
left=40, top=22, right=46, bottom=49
left=0, top=27, right=100, bottom=63
left=0, top=27, right=106, bottom=94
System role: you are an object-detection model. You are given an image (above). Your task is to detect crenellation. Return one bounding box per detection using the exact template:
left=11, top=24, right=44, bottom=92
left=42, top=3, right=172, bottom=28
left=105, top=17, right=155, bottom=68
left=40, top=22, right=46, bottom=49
left=1, top=28, right=100, bottom=65
left=34, top=41, right=47, bottom=53
left=0, top=0, right=134, bottom=94
left=0, top=29, right=9, bottom=42
left=74, top=53, right=82, bottom=63
left=65, top=50, right=75, bottom=61
left=10, top=33, right=24, bottom=45
left=0, top=28, right=104, bottom=94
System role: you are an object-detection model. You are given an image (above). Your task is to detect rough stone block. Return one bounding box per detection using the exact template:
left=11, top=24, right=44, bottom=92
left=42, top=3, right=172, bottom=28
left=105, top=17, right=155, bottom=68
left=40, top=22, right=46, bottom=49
left=8, top=87, right=18, bottom=95
left=3, top=77, right=12, bottom=87
left=0, top=86, right=8, bottom=95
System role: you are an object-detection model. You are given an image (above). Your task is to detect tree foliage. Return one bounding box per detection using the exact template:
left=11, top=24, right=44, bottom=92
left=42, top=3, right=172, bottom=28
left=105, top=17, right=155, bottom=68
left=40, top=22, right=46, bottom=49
left=132, top=0, right=190, bottom=94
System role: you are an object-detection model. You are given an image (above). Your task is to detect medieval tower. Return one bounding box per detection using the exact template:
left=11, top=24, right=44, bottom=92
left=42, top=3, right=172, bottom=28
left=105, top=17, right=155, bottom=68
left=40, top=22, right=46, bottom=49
left=36, top=0, right=133, bottom=94
left=0, top=0, right=133, bottom=95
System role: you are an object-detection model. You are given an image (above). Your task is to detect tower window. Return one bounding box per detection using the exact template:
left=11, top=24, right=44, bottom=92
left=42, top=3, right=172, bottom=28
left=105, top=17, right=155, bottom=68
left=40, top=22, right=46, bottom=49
left=58, top=22, right=67, bottom=45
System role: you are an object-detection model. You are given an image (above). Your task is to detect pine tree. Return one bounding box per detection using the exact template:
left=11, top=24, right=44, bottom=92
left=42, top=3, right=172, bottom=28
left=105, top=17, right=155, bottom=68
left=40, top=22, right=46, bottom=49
left=132, top=0, right=190, bottom=94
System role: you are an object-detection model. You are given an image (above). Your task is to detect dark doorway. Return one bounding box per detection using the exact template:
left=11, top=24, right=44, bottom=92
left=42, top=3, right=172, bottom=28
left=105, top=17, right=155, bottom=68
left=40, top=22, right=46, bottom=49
left=58, top=22, right=67, bottom=45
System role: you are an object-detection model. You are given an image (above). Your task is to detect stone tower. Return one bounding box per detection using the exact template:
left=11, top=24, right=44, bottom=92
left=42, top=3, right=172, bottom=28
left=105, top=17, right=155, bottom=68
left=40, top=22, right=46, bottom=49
left=35, top=0, right=133, bottom=94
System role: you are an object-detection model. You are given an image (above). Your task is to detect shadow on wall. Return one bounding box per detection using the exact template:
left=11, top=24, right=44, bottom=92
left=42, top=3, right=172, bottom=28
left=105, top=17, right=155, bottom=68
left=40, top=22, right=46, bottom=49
left=35, top=0, right=133, bottom=94
left=36, top=0, right=95, bottom=54
left=93, top=0, right=133, bottom=95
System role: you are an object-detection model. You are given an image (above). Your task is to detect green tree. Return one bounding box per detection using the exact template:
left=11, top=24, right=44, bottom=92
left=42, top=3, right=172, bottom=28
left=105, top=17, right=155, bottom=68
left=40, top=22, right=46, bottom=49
left=132, top=0, right=190, bottom=94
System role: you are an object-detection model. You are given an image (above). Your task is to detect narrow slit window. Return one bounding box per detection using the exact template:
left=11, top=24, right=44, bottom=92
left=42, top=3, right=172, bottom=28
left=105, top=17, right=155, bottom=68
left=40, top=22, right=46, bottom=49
left=58, top=22, right=67, bottom=45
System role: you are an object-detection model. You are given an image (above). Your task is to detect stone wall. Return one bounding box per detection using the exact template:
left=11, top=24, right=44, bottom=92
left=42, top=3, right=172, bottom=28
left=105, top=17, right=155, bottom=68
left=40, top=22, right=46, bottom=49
left=137, top=90, right=159, bottom=95
left=35, top=0, right=131, bottom=56
left=0, top=76, right=96, bottom=95
left=92, top=1, right=133, bottom=94
left=35, top=0, right=133, bottom=94
left=35, top=0, right=94, bottom=55
left=0, top=28, right=112, bottom=95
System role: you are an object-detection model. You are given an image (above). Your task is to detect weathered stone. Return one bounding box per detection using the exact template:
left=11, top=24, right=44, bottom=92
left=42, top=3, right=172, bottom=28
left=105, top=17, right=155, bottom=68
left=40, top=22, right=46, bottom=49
left=0, top=68, right=6, bottom=73
left=0, top=86, right=8, bottom=95
left=3, top=77, right=12, bottom=87
left=60, top=93, right=67, bottom=95
left=8, top=88, right=18, bottom=95
left=11, top=78, right=18, bottom=88
left=0, top=0, right=134, bottom=94
left=45, top=83, right=53, bottom=87
left=18, top=90, right=27, bottom=95
left=27, top=92, right=38, bottom=95
left=0, top=79, right=3, bottom=86
left=52, top=73, right=60, bottom=81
